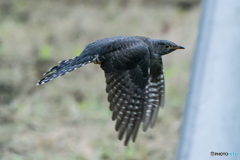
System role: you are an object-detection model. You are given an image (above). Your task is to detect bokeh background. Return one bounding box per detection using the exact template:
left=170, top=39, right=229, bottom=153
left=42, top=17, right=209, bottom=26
left=0, top=0, right=200, bottom=160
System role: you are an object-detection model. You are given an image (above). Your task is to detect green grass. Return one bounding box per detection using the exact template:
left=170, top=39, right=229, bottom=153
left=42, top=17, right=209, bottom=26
left=39, top=45, right=52, bottom=60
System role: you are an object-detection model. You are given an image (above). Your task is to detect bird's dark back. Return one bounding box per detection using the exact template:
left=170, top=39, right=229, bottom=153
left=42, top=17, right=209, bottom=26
left=79, top=36, right=150, bottom=58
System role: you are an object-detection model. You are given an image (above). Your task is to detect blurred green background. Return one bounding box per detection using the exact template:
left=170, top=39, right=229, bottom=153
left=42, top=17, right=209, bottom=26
left=0, top=0, right=200, bottom=160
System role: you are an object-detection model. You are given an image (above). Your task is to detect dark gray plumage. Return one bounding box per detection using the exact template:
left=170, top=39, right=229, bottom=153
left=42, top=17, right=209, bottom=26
left=37, top=36, right=184, bottom=146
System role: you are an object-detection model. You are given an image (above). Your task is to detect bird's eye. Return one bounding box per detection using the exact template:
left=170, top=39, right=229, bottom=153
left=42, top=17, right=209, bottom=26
left=165, top=44, right=170, bottom=49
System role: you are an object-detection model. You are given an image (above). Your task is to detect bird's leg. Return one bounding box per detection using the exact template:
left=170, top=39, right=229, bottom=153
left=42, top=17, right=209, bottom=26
left=92, top=55, right=101, bottom=64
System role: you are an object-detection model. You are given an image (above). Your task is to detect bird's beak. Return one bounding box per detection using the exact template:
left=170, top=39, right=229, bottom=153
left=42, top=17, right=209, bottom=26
left=173, top=45, right=185, bottom=49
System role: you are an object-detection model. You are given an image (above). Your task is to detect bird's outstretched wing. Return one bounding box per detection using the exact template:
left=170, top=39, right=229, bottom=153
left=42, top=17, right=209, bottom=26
left=142, top=60, right=165, bottom=131
left=100, top=40, right=164, bottom=145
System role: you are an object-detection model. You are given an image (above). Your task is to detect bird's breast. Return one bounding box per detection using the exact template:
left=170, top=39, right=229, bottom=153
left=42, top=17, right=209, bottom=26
left=150, top=52, right=161, bottom=61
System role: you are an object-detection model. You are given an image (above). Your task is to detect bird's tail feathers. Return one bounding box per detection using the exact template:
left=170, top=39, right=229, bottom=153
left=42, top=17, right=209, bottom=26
left=36, top=56, right=92, bottom=86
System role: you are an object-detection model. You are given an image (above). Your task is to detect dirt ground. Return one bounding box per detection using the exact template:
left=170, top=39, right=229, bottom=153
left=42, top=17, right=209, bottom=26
left=0, top=0, right=201, bottom=159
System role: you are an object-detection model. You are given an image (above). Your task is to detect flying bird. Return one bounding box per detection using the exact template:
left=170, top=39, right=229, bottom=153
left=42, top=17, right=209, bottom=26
left=37, top=36, right=184, bottom=146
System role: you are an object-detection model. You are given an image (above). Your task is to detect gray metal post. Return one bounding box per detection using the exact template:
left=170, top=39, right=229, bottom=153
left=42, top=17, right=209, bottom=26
left=177, top=0, right=240, bottom=159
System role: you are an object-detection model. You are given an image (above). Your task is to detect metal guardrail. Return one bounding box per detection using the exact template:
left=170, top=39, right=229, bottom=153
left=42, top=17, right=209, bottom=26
left=177, top=0, right=240, bottom=159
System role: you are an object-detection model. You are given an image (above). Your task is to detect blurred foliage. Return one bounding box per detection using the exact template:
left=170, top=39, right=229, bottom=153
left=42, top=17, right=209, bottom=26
left=124, top=145, right=135, bottom=159
left=0, top=0, right=200, bottom=159
left=73, top=47, right=84, bottom=57
left=78, top=101, right=88, bottom=112
left=39, top=45, right=52, bottom=60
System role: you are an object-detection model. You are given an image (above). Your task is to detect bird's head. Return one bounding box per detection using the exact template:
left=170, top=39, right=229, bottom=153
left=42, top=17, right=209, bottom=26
left=157, top=40, right=185, bottom=55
